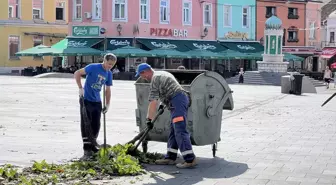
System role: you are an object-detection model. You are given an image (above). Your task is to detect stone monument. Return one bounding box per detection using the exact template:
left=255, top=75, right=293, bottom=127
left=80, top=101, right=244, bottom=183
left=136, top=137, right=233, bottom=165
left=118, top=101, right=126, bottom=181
left=257, top=15, right=289, bottom=72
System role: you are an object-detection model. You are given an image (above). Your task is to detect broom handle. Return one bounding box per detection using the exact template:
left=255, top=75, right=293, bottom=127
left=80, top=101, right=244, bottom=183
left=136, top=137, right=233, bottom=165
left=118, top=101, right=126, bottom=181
left=103, top=84, right=107, bottom=151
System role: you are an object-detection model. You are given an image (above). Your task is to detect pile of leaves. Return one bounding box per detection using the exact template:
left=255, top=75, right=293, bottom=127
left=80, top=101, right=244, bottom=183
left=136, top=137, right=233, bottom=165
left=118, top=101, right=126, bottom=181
left=0, top=143, right=164, bottom=185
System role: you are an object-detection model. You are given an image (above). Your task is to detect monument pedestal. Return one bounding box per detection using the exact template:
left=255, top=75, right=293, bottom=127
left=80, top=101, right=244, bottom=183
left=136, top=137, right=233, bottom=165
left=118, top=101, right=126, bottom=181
left=257, top=61, right=289, bottom=73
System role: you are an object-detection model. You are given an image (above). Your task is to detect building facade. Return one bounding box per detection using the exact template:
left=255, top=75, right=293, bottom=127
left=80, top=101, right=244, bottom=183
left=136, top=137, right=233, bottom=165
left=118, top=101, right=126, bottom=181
left=68, top=0, right=216, bottom=40
left=256, top=0, right=306, bottom=46
left=306, top=1, right=322, bottom=48
left=0, top=0, right=69, bottom=74
left=67, top=0, right=218, bottom=71
left=217, top=0, right=256, bottom=41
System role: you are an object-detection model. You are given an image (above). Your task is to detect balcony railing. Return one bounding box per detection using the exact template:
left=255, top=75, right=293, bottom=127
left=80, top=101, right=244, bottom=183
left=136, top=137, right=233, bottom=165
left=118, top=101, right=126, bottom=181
left=288, top=14, right=299, bottom=19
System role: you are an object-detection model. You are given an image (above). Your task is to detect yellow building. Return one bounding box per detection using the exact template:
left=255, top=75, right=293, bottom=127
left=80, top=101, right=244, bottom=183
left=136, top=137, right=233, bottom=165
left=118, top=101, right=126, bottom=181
left=0, top=0, right=68, bottom=74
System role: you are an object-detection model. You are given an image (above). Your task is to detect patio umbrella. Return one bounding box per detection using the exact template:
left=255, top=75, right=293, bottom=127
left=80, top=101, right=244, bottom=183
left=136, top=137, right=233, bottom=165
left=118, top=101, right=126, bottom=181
left=15, top=45, right=56, bottom=56
left=51, top=39, right=103, bottom=56
left=283, top=53, right=304, bottom=62
left=107, top=46, right=156, bottom=57
left=185, top=49, right=225, bottom=59
left=331, top=62, right=336, bottom=69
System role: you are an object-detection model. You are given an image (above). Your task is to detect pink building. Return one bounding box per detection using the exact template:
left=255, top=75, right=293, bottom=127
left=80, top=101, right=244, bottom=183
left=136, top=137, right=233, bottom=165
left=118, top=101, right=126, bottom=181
left=68, top=0, right=216, bottom=40
left=67, top=0, right=219, bottom=71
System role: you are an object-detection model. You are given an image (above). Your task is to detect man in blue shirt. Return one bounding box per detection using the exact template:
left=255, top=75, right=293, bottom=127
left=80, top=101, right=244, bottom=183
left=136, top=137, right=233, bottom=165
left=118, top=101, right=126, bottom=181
left=74, top=53, right=116, bottom=160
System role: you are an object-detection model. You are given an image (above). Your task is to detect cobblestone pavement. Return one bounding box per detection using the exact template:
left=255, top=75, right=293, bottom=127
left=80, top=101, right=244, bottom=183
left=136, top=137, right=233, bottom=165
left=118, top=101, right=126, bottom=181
left=1, top=76, right=336, bottom=185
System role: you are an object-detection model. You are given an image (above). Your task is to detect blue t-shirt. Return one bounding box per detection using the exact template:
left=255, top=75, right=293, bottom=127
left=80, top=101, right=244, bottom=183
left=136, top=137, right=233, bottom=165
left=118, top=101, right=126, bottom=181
left=83, top=63, right=113, bottom=102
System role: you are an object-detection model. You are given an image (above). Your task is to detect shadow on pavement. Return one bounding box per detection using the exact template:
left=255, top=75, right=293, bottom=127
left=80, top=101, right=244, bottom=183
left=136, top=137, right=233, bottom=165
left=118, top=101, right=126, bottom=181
left=142, top=156, right=248, bottom=185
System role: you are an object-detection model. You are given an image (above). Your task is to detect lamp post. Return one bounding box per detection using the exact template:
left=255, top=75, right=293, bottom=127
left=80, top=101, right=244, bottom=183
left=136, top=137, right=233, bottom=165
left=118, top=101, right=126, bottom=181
left=117, top=24, right=122, bottom=36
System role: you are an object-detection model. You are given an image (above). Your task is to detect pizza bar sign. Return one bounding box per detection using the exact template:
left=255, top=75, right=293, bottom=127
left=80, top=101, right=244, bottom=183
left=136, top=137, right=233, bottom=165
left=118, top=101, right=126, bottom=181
left=150, top=28, right=188, bottom=38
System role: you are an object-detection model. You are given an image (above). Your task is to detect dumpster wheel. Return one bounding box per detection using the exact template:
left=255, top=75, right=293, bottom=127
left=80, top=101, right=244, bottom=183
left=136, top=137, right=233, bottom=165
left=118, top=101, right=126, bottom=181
left=212, top=143, right=217, bottom=157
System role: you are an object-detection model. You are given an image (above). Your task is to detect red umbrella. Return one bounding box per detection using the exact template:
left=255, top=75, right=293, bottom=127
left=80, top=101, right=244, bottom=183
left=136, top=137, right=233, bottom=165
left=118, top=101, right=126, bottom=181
left=331, top=62, right=336, bottom=69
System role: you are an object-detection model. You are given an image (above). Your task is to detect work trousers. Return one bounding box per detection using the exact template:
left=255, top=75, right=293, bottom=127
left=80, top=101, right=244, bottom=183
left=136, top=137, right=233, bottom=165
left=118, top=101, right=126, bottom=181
left=79, top=98, right=102, bottom=152
left=165, top=92, right=195, bottom=163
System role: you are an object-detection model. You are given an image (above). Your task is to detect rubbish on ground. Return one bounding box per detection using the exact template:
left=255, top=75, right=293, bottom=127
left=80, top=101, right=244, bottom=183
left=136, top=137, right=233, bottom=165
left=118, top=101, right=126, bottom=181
left=0, top=143, right=164, bottom=185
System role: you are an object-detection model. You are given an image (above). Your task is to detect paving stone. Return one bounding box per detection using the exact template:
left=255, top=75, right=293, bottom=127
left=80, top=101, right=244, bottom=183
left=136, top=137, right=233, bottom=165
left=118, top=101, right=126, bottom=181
left=1, top=77, right=336, bottom=185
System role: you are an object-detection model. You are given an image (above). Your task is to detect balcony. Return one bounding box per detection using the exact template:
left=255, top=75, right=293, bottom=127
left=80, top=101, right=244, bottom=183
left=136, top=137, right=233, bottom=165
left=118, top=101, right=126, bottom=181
left=287, top=38, right=299, bottom=43
left=288, top=14, right=299, bottom=19
left=321, top=41, right=336, bottom=48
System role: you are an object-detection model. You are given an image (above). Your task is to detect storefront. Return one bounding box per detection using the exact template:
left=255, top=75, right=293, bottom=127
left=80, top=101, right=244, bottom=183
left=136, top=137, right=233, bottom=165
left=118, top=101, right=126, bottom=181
left=282, top=46, right=322, bottom=72
left=321, top=47, right=336, bottom=70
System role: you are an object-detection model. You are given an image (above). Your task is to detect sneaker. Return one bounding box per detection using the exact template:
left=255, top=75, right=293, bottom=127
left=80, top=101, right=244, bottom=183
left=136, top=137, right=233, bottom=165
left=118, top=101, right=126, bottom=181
left=155, top=158, right=176, bottom=165
left=80, top=150, right=94, bottom=161
left=176, top=158, right=197, bottom=169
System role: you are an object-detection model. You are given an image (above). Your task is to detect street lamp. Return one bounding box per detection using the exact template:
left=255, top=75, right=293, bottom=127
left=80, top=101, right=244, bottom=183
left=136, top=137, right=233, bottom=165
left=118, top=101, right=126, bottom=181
left=100, top=27, right=107, bottom=53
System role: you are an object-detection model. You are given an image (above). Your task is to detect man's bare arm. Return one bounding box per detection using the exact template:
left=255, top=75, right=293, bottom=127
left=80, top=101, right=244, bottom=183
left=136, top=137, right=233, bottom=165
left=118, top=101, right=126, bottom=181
left=74, top=68, right=86, bottom=89
left=105, top=86, right=111, bottom=105
left=147, top=100, right=158, bottom=120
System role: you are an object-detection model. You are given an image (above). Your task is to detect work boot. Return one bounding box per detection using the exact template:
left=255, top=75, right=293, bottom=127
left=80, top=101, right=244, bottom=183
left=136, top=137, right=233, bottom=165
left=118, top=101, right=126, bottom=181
left=155, top=158, right=176, bottom=165
left=80, top=150, right=94, bottom=161
left=176, top=158, right=197, bottom=169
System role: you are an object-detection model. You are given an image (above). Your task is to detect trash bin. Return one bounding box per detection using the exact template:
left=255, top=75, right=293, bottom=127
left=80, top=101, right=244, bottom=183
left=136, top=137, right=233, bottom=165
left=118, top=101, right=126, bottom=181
left=134, top=69, right=234, bottom=157
left=290, top=74, right=304, bottom=95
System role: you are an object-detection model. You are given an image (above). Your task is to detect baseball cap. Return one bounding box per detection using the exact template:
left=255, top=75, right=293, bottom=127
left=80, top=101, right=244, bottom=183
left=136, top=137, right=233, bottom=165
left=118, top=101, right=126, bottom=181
left=135, top=63, right=151, bottom=77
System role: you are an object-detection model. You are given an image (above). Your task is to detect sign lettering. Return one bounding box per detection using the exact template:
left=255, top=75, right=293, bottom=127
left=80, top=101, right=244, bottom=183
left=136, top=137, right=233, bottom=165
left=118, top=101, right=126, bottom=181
left=193, top=43, right=216, bottom=50
left=110, top=39, right=130, bottom=46
left=237, top=45, right=255, bottom=50
left=150, top=28, right=188, bottom=37
left=151, top=42, right=177, bottom=49
left=223, top=31, right=249, bottom=40
left=72, top=26, right=100, bottom=37
left=323, top=49, right=336, bottom=55
left=67, top=41, right=88, bottom=47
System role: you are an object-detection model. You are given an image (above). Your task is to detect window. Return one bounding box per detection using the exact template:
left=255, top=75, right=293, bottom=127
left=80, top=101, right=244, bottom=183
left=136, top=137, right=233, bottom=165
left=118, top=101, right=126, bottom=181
left=203, top=3, right=211, bottom=26
left=92, top=0, right=102, bottom=20
left=33, top=36, right=43, bottom=60
left=113, top=0, right=127, bottom=21
left=242, top=6, right=249, bottom=28
left=33, top=0, right=43, bottom=19
left=8, top=0, right=20, bottom=18
left=73, top=0, right=82, bottom=20
left=8, top=6, right=13, bottom=18
left=160, top=0, right=169, bottom=23
left=266, top=6, right=276, bottom=18
left=33, top=9, right=41, bottom=19
left=309, top=22, right=315, bottom=40
left=9, top=36, right=20, bottom=59
left=183, top=1, right=191, bottom=25
left=223, top=5, right=231, bottom=27
left=330, top=32, right=335, bottom=43
left=140, top=0, right=149, bottom=22
left=56, top=2, right=65, bottom=21
left=288, top=8, right=299, bottom=19
left=288, top=27, right=299, bottom=42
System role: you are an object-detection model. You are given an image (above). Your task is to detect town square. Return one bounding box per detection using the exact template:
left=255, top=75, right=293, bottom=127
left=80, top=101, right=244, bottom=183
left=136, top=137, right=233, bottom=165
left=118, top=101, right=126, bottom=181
left=2, top=0, right=336, bottom=184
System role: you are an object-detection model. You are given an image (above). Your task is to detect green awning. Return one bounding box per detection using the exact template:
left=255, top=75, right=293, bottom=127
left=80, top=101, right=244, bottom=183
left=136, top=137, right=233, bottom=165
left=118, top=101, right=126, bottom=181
left=107, top=46, right=156, bottom=58
left=149, top=49, right=191, bottom=58
left=137, top=38, right=190, bottom=52
left=220, top=41, right=264, bottom=53
left=184, top=40, right=227, bottom=52
left=51, top=39, right=103, bottom=56
left=185, top=49, right=225, bottom=59
left=107, top=38, right=133, bottom=50
left=15, top=44, right=57, bottom=56
left=219, top=49, right=250, bottom=59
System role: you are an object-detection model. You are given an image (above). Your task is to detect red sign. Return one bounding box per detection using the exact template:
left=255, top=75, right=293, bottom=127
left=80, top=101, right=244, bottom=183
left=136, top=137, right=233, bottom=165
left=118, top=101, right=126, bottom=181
left=150, top=28, right=188, bottom=37
left=321, top=47, right=336, bottom=59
